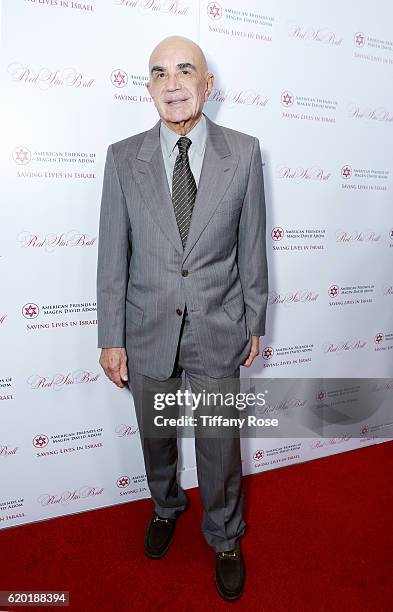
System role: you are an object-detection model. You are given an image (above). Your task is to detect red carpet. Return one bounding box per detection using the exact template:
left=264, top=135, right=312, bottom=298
left=1, top=441, right=392, bottom=611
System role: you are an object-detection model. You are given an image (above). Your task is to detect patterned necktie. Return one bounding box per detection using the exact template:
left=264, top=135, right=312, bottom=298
left=172, top=136, right=197, bottom=248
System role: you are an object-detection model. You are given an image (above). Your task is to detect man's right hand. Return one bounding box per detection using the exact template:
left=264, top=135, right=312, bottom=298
left=99, top=347, right=128, bottom=388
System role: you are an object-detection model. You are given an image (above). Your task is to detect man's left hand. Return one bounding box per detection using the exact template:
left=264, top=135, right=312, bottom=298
left=242, top=335, right=260, bottom=368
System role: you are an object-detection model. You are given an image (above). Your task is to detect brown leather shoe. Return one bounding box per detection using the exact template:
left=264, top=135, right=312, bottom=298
left=144, top=511, right=178, bottom=559
left=215, top=541, right=245, bottom=601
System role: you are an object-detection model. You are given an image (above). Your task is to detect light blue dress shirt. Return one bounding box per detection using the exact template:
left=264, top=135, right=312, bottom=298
left=159, top=113, right=207, bottom=195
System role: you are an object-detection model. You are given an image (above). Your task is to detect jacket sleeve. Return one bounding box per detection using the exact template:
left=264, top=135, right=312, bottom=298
left=237, top=136, right=269, bottom=337
left=96, top=144, right=131, bottom=348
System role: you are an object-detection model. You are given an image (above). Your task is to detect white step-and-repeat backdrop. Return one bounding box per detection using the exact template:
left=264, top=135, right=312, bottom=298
left=1, top=0, right=392, bottom=529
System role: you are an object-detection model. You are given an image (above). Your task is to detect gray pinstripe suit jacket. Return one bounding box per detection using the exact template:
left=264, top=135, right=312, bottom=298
left=96, top=112, right=268, bottom=380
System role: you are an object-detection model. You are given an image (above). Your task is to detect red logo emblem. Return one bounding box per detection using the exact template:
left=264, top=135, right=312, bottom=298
left=354, top=32, right=365, bottom=47
left=111, top=69, right=128, bottom=88
left=33, top=434, right=48, bottom=448
left=328, top=285, right=339, bottom=298
left=23, top=303, right=39, bottom=319
left=262, top=346, right=274, bottom=360
left=271, top=227, right=284, bottom=240
left=281, top=91, right=294, bottom=107
left=341, top=165, right=351, bottom=179
left=13, top=146, right=31, bottom=165
left=117, top=476, right=130, bottom=488
left=207, top=2, right=222, bottom=19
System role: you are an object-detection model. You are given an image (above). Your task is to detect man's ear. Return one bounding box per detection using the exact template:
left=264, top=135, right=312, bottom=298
left=205, top=73, right=214, bottom=100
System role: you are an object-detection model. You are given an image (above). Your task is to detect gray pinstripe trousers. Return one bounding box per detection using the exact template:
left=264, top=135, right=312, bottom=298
left=127, top=308, right=247, bottom=552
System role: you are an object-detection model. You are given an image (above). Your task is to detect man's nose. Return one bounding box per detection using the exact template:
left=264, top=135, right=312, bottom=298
left=166, top=72, right=181, bottom=91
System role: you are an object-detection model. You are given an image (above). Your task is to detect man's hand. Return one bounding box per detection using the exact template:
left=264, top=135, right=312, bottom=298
left=99, top=348, right=128, bottom=388
left=242, top=335, right=260, bottom=368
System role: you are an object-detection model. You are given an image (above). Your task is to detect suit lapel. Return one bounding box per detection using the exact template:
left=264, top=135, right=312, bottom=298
left=129, top=119, right=184, bottom=255
left=182, top=115, right=239, bottom=262
left=127, top=113, right=239, bottom=262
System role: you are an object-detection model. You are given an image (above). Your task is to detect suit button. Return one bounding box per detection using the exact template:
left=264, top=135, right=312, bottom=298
left=181, top=270, right=188, bottom=277
left=176, top=308, right=183, bottom=316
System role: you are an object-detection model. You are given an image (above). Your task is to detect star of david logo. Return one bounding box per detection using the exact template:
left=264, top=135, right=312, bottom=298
left=272, top=227, right=284, bottom=240
left=117, top=476, right=130, bottom=488
left=316, top=391, right=325, bottom=401
left=262, top=346, right=274, bottom=360
left=281, top=91, right=294, bottom=107
left=13, top=146, right=31, bottom=165
left=23, top=303, right=39, bottom=319
left=374, top=333, right=384, bottom=344
left=111, top=69, right=128, bottom=88
left=253, top=449, right=264, bottom=461
left=328, top=285, right=339, bottom=298
left=33, top=434, right=48, bottom=448
left=354, top=32, right=365, bottom=47
left=207, top=2, right=222, bottom=19
left=342, top=165, right=351, bottom=179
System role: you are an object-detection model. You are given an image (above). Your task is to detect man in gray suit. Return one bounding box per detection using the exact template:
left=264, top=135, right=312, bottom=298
left=96, top=35, right=268, bottom=601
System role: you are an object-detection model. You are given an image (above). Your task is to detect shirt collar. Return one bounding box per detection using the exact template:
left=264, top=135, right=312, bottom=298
left=160, top=113, right=207, bottom=158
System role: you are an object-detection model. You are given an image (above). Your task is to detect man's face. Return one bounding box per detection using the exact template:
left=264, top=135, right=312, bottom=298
left=146, top=40, right=213, bottom=132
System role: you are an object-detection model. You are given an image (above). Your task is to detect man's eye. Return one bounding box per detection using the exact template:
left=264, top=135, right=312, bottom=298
left=182, top=70, right=190, bottom=75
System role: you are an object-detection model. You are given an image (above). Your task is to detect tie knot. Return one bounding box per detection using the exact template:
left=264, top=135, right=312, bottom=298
left=176, top=136, right=192, bottom=155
